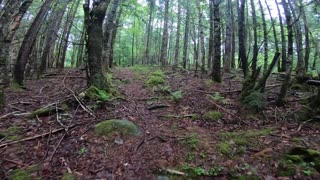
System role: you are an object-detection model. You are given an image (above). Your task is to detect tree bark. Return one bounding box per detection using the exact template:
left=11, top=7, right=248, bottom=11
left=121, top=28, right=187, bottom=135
left=196, top=0, right=205, bottom=74
left=143, top=0, right=155, bottom=65
left=259, top=0, right=268, bottom=73
left=250, top=0, right=258, bottom=74
left=84, top=0, right=111, bottom=90
left=211, top=0, right=221, bottom=82
left=13, top=0, right=52, bottom=86
left=238, top=0, right=247, bottom=77
left=276, top=0, right=286, bottom=72
left=173, top=0, right=181, bottom=71
left=224, top=0, right=232, bottom=73
left=160, top=0, right=169, bottom=67
left=182, top=0, right=190, bottom=69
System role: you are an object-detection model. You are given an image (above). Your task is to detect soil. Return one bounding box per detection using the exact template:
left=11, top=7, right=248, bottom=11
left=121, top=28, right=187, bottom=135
left=0, top=67, right=319, bottom=179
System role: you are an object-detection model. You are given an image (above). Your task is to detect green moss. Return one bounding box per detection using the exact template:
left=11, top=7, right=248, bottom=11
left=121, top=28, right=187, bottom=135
left=203, top=111, right=223, bottom=121
left=241, top=91, right=266, bottom=112
left=7, top=126, right=21, bottom=134
left=307, top=149, right=320, bottom=156
left=285, top=155, right=304, bottom=163
left=171, top=90, right=183, bottom=102
left=181, top=133, right=200, bottom=149
left=26, top=106, right=57, bottom=118
left=146, top=76, right=165, bottom=86
left=236, top=146, right=246, bottom=155
left=128, top=65, right=151, bottom=74
left=277, top=161, right=296, bottom=177
left=62, top=173, right=76, bottom=180
left=151, top=70, right=165, bottom=77
left=238, top=175, right=260, bottom=180
left=291, top=137, right=302, bottom=143
left=11, top=169, right=31, bottom=180
left=9, top=82, right=24, bottom=92
left=233, top=137, right=248, bottom=146
left=82, top=86, right=111, bottom=102
left=217, top=142, right=232, bottom=157
left=95, top=119, right=140, bottom=137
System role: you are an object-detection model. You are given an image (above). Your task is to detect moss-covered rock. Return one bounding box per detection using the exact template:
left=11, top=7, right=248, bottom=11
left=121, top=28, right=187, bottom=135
left=241, top=91, right=266, bottom=112
left=11, top=169, right=31, bottom=180
left=81, top=86, right=112, bottom=102
left=146, top=76, right=165, bottom=86
left=203, top=111, right=223, bottom=121
left=277, top=160, right=296, bottom=177
left=62, top=173, right=76, bottom=180
left=95, top=119, right=140, bottom=137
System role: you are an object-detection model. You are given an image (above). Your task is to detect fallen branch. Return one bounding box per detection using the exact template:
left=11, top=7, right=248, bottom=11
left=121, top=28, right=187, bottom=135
left=0, top=125, right=75, bottom=148
left=148, top=104, right=170, bottom=110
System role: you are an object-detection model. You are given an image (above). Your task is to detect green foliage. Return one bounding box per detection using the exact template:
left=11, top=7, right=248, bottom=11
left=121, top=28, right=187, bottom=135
left=241, top=91, right=266, bottom=112
left=11, top=169, right=31, bottom=180
left=171, top=90, right=183, bottom=102
left=182, top=164, right=224, bottom=177
left=181, top=133, right=200, bottom=149
left=217, top=142, right=232, bottom=157
left=209, top=92, right=225, bottom=102
left=95, top=119, right=140, bottom=137
left=203, top=111, right=223, bottom=121
left=82, top=86, right=111, bottom=102
left=78, top=147, right=88, bottom=155
left=128, top=65, right=150, bottom=74
left=146, top=76, right=165, bottom=87
left=62, top=173, right=76, bottom=180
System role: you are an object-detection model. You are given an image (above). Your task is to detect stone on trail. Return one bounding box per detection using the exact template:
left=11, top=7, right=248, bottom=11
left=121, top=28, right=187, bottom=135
left=95, top=119, right=140, bottom=137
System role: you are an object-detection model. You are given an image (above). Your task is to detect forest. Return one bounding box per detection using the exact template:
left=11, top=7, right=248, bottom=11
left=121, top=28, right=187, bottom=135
left=0, top=0, right=320, bottom=179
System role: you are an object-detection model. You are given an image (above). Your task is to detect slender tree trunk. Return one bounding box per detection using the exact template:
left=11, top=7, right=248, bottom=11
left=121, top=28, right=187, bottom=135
left=132, top=17, right=135, bottom=66
left=57, top=0, right=80, bottom=69
left=224, top=0, right=232, bottom=73
left=160, top=0, right=169, bottom=67
left=13, top=0, right=53, bottom=86
left=259, top=0, right=268, bottom=73
left=276, top=0, right=286, bottom=72
left=182, top=1, right=190, bottom=69
left=230, top=1, right=235, bottom=69
left=277, top=0, right=293, bottom=106
left=109, top=6, right=123, bottom=68
left=288, top=1, right=305, bottom=79
left=144, top=0, right=154, bottom=64
left=265, top=0, right=279, bottom=70
left=238, top=0, right=247, bottom=77
left=39, top=0, right=69, bottom=75
left=196, top=0, right=205, bottom=74
left=298, top=0, right=310, bottom=72
left=250, top=0, right=258, bottom=73
left=173, top=0, right=181, bottom=71
left=212, top=0, right=221, bottom=82
left=207, top=0, right=213, bottom=70
left=84, top=0, right=111, bottom=90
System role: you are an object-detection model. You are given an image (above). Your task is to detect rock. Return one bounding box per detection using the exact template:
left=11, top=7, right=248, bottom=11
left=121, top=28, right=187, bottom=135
left=95, top=119, right=140, bottom=137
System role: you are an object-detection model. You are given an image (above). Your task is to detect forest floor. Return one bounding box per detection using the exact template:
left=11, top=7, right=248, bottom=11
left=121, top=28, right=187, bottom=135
left=0, top=66, right=320, bottom=179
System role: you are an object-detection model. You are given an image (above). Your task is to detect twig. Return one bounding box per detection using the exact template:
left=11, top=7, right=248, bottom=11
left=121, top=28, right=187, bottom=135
left=0, top=126, right=75, bottom=148
left=206, top=98, right=247, bottom=125
left=49, top=133, right=66, bottom=161
left=2, top=158, right=28, bottom=167
left=292, top=119, right=314, bottom=135
left=0, top=111, right=20, bottom=120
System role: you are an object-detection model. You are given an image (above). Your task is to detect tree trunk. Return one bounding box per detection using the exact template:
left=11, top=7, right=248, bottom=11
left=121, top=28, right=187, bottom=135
left=224, top=0, right=232, bottom=73
left=173, top=0, right=181, bottom=71
left=288, top=1, right=305, bottom=79
left=277, top=0, right=293, bottom=106
left=57, top=0, right=81, bottom=69
left=84, top=0, right=111, bottom=90
left=212, top=0, right=221, bottom=82
left=182, top=1, right=190, bottom=69
left=103, top=0, right=120, bottom=69
left=160, top=0, right=169, bottom=67
left=109, top=6, right=123, bottom=68
left=238, top=0, right=247, bottom=77
left=276, top=0, right=286, bottom=72
left=196, top=0, right=205, bottom=74
left=250, top=0, right=258, bottom=74
left=259, top=0, right=268, bottom=73
left=39, top=0, right=69, bottom=75
left=207, top=0, right=213, bottom=70
left=13, top=0, right=53, bottom=86
left=143, top=0, right=154, bottom=65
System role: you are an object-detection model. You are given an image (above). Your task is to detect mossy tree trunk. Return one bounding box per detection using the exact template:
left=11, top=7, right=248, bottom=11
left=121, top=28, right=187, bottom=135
left=84, top=0, right=111, bottom=90
left=0, top=90, right=4, bottom=109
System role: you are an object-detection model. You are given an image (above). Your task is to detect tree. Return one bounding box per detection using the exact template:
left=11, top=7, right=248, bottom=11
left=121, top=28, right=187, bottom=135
left=143, top=0, right=155, bottom=64
left=84, top=0, right=111, bottom=90
left=196, top=0, right=206, bottom=74
left=276, top=0, right=287, bottom=72
left=238, top=0, right=247, bottom=77
left=211, top=0, right=221, bottom=82
left=160, top=0, right=169, bottom=67
left=173, top=0, right=181, bottom=71
left=13, top=0, right=53, bottom=86
left=250, top=0, right=258, bottom=73
left=259, top=0, right=268, bottom=73
left=182, top=0, right=190, bottom=69
left=224, top=0, right=232, bottom=73
left=277, top=0, right=294, bottom=106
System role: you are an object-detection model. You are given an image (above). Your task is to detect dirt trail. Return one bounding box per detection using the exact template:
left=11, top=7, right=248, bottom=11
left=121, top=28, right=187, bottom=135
left=0, top=68, right=320, bottom=179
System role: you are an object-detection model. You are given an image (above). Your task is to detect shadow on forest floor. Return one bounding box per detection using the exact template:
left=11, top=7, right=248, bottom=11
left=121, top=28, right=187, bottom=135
left=0, top=67, right=319, bottom=179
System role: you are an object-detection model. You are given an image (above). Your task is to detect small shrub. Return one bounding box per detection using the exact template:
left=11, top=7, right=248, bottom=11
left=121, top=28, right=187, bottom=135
left=171, top=90, right=183, bottom=102
left=209, top=92, right=225, bottom=102
left=62, top=173, right=76, bottom=180
left=11, top=169, right=31, bottom=180
left=181, top=133, right=200, bottom=149
left=203, top=111, right=223, bottom=121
